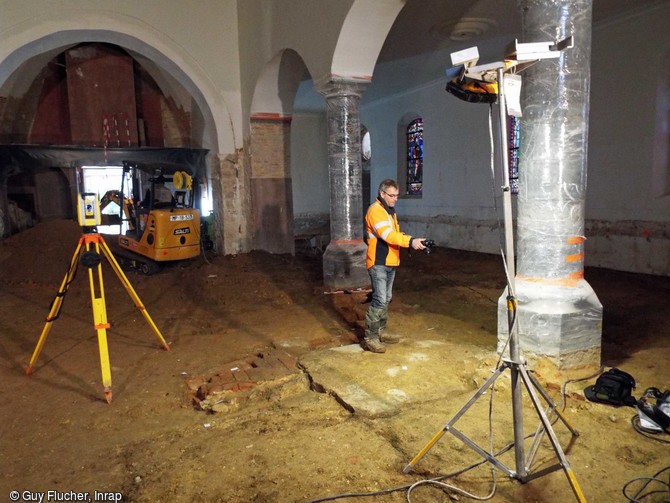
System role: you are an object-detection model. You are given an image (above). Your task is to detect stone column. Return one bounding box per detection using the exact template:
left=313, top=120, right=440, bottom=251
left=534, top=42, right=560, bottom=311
left=317, top=78, right=369, bottom=290
left=212, top=148, right=252, bottom=255
left=497, top=0, right=603, bottom=369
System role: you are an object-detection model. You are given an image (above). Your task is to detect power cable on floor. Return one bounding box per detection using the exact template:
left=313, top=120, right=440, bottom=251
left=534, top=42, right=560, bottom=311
left=556, top=366, right=604, bottom=414
left=304, top=445, right=506, bottom=503
left=630, top=415, right=670, bottom=444
left=622, top=465, right=670, bottom=502
left=306, top=361, right=536, bottom=503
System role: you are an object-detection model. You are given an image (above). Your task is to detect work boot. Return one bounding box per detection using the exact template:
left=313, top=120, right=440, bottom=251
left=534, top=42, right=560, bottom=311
left=379, top=329, right=400, bottom=344
left=378, top=305, right=400, bottom=343
left=362, top=338, right=386, bottom=353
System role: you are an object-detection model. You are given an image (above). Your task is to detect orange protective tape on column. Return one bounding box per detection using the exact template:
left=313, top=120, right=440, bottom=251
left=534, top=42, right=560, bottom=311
left=517, top=272, right=584, bottom=287
left=565, top=252, right=584, bottom=263
left=566, top=236, right=585, bottom=244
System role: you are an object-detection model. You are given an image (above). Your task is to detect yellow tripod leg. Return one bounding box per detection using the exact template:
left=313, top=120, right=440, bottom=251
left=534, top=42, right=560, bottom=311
left=85, top=235, right=113, bottom=403
left=92, top=294, right=112, bottom=403
left=26, top=238, right=85, bottom=375
left=403, top=428, right=447, bottom=473
left=27, top=232, right=169, bottom=404
left=566, top=467, right=587, bottom=503
left=98, top=236, right=170, bottom=351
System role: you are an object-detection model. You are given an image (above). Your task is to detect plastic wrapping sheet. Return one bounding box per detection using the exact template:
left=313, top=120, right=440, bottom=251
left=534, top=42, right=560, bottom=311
left=498, top=278, right=602, bottom=358
left=496, top=1, right=600, bottom=366
left=516, top=0, right=593, bottom=280
left=323, top=81, right=366, bottom=242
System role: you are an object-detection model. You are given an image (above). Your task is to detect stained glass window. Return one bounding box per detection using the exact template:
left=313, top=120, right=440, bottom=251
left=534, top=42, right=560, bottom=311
left=406, top=118, right=423, bottom=195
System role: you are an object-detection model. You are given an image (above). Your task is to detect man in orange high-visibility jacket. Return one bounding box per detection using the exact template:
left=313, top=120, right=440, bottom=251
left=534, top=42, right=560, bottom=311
left=363, top=179, right=426, bottom=353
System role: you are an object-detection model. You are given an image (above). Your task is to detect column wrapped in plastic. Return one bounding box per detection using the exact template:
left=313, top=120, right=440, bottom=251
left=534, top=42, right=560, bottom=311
left=324, top=82, right=365, bottom=242
left=318, top=79, right=369, bottom=290
left=497, top=0, right=602, bottom=368
left=516, top=0, right=592, bottom=281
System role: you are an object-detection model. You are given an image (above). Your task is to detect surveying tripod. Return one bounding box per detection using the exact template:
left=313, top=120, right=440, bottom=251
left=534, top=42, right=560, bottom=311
left=26, top=193, right=170, bottom=403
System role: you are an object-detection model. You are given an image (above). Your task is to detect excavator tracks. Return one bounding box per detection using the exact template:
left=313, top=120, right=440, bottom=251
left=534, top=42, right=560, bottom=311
left=103, top=237, right=161, bottom=275
left=115, top=252, right=161, bottom=275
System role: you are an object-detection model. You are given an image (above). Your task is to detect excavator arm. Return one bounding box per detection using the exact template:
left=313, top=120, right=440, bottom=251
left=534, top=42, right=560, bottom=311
left=99, top=190, right=136, bottom=230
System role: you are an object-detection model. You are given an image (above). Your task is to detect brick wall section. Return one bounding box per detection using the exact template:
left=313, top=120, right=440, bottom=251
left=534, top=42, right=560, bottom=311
left=250, top=118, right=294, bottom=253
left=250, top=119, right=291, bottom=178
left=65, top=45, right=138, bottom=146
left=191, top=348, right=299, bottom=400
left=161, top=97, right=192, bottom=147
left=28, top=61, right=71, bottom=144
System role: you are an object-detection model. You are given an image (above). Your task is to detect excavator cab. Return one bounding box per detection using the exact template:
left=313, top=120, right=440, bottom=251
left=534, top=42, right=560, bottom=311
left=109, top=161, right=202, bottom=274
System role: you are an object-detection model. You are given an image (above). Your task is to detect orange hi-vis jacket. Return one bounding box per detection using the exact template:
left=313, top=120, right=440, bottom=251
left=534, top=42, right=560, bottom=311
left=365, top=198, right=413, bottom=269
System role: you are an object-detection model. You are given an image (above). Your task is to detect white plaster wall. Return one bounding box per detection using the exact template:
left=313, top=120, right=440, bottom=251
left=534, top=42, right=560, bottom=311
left=237, top=0, right=274, bottom=127
left=585, top=4, right=670, bottom=275
left=237, top=0, right=354, bottom=136
left=236, top=0, right=404, bottom=137
left=290, top=112, right=329, bottom=218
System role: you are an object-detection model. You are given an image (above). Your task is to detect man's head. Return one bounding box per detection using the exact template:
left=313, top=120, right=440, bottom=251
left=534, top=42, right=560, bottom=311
left=378, top=179, right=400, bottom=207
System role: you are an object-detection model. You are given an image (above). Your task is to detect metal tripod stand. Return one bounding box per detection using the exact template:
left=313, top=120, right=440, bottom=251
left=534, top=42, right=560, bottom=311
left=26, top=223, right=170, bottom=403
left=402, top=64, right=587, bottom=502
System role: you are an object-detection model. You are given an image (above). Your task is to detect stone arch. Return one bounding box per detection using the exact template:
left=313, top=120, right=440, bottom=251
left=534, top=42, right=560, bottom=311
left=0, top=11, right=232, bottom=155
left=251, top=49, right=308, bottom=118
left=0, top=13, right=238, bottom=250
left=330, top=0, right=405, bottom=81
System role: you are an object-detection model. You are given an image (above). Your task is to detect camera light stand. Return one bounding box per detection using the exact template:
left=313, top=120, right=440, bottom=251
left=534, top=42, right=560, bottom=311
left=403, top=40, right=587, bottom=502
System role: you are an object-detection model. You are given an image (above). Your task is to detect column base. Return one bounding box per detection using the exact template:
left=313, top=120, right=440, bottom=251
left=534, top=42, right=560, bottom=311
left=497, top=278, right=603, bottom=370
left=322, top=240, right=368, bottom=291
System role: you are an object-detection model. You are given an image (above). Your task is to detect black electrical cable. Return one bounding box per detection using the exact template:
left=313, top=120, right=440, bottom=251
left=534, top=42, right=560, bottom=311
left=304, top=441, right=514, bottom=503
left=622, top=465, right=670, bottom=502
left=196, top=224, right=213, bottom=265
left=555, top=367, right=604, bottom=414
left=630, top=415, right=670, bottom=444
left=487, top=104, right=506, bottom=258
left=45, top=249, right=81, bottom=322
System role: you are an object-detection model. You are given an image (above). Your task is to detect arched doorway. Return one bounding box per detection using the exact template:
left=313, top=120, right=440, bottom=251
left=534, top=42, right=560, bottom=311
left=0, top=27, right=227, bottom=243
left=250, top=49, right=315, bottom=254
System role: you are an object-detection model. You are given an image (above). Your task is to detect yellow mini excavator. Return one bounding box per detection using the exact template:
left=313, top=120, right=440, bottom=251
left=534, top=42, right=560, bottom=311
left=104, top=161, right=203, bottom=274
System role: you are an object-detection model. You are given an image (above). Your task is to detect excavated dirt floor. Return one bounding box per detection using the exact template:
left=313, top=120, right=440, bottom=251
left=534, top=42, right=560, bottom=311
left=0, top=219, right=669, bottom=503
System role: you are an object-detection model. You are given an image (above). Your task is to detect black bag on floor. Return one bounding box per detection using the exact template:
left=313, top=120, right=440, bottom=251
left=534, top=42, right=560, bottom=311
left=584, top=368, right=637, bottom=407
